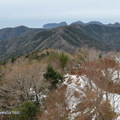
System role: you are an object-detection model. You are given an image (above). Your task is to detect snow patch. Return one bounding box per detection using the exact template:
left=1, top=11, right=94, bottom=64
left=64, top=74, right=120, bottom=120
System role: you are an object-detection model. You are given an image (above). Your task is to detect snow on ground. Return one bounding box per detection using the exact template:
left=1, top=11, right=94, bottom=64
left=115, top=57, right=120, bottom=63
left=29, top=88, right=46, bottom=102
left=109, top=93, right=120, bottom=120
left=112, top=70, right=120, bottom=82
left=64, top=74, right=83, bottom=119
left=64, top=74, right=120, bottom=120
left=64, top=74, right=96, bottom=120
left=102, top=68, right=120, bottom=82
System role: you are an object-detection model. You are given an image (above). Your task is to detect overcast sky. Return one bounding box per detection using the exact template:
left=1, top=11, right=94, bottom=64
left=0, top=0, right=120, bottom=28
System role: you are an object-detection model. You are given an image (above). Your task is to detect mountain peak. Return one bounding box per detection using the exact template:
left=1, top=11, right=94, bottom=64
left=107, top=22, right=120, bottom=27
left=87, top=21, right=103, bottom=25
left=15, top=25, right=29, bottom=29
left=71, top=21, right=84, bottom=25
left=43, top=22, right=67, bottom=29
left=113, top=22, right=120, bottom=26
left=71, top=21, right=103, bottom=25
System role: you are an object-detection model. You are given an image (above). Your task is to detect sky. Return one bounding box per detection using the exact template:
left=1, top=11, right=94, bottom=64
left=0, top=0, right=120, bottom=28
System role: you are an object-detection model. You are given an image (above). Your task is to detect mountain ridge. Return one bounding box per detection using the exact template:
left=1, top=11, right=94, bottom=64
left=0, top=25, right=43, bottom=41
left=1, top=22, right=120, bottom=61
left=43, top=22, right=68, bottom=29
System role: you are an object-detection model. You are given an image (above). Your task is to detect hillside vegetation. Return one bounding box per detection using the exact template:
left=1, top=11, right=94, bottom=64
left=1, top=23, right=120, bottom=61
left=0, top=48, right=120, bottom=120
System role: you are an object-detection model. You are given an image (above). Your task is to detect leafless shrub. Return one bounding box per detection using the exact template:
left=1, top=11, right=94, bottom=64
left=38, top=86, right=68, bottom=120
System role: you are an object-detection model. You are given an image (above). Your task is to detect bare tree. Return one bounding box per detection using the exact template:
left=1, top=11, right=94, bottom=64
left=0, top=63, right=47, bottom=110
left=38, top=86, right=68, bottom=120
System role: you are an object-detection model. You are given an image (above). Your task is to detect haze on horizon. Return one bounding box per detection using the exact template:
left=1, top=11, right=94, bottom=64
left=0, top=0, right=120, bottom=28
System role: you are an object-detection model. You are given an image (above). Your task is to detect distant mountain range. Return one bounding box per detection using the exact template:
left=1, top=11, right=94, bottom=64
left=71, top=21, right=103, bottom=25
left=42, top=21, right=120, bottom=29
left=0, top=21, right=120, bottom=61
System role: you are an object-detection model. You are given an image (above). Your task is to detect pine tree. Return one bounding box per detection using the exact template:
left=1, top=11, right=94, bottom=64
left=43, top=65, right=63, bottom=89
